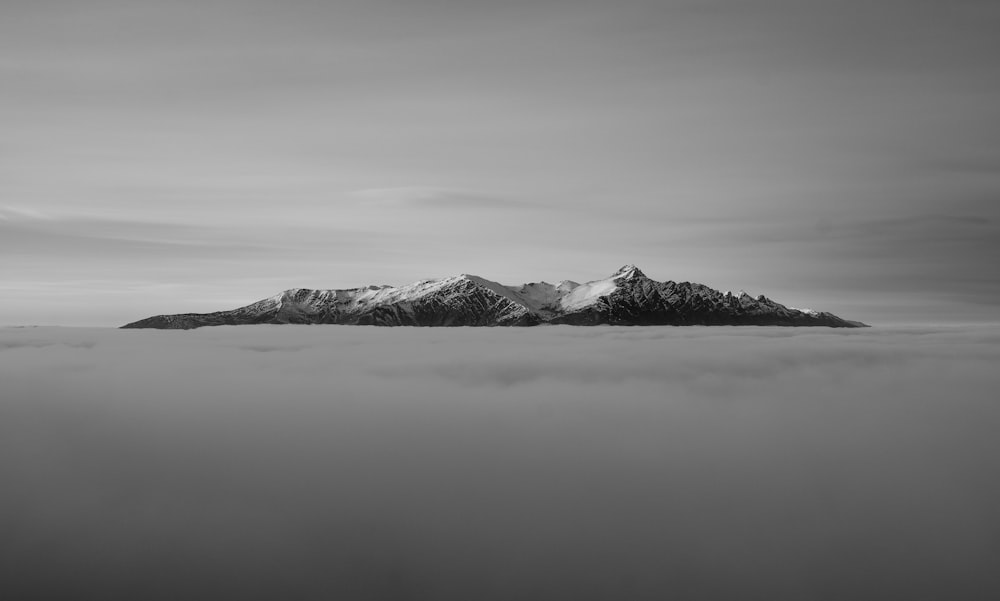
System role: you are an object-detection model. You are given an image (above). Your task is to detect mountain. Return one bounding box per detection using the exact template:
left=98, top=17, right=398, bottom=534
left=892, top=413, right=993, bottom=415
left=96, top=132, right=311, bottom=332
left=121, top=265, right=868, bottom=329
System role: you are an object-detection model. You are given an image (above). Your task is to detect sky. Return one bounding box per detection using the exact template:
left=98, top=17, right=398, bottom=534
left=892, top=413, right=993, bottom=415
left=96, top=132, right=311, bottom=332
left=3, top=324, right=1000, bottom=599
left=2, top=0, right=999, bottom=326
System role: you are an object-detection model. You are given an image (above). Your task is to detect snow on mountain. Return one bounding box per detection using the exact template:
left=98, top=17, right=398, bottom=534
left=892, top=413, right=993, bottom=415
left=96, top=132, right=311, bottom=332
left=506, top=280, right=583, bottom=313
left=559, top=279, right=618, bottom=311
left=611, top=264, right=645, bottom=280
left=556, top=280, right=580, bottom=293
left=506, top=282, right=560, bottom=312
left=122, top=265, right=868, bottom=329
left=556, top=264, right=653, bottom=312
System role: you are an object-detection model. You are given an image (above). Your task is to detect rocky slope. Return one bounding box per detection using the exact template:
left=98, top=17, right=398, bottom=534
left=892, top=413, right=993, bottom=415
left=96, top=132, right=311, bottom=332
left=122, top=265, right=868, bottom=329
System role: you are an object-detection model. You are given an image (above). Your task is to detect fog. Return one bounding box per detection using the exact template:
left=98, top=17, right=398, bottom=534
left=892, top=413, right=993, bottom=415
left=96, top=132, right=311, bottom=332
left=2, top=325, right=999, bottom=600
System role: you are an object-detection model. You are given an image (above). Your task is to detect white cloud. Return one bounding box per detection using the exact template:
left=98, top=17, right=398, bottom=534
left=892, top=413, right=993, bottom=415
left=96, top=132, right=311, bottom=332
left=2, top=324, right=998, bottom=599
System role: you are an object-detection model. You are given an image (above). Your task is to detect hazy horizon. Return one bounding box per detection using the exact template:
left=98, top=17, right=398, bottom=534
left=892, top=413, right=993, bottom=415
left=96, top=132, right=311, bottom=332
left=1, top=260, right=996, bottom=328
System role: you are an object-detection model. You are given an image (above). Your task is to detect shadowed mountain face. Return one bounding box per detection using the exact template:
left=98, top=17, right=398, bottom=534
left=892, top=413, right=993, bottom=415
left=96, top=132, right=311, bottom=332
left=122, top=265, right=868, bottom=329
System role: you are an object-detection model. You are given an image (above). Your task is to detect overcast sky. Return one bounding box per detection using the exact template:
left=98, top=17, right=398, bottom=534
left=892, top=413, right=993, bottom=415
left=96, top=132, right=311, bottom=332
left=2, top=0, right=999, bottom=326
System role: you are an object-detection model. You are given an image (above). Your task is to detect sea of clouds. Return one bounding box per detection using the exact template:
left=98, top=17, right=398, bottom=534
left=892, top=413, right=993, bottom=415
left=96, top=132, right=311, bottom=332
left=2, top=324, right=999, bottom=600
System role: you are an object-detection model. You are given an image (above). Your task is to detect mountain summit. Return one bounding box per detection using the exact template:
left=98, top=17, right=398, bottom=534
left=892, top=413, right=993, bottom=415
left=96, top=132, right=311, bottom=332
left=121, top=266, right=868, bottom=329
left=611, top=264, right=645, bottom=280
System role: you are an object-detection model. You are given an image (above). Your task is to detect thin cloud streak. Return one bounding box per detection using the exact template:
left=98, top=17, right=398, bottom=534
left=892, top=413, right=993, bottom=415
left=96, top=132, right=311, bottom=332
left=352, top=187, right=536, bottom=210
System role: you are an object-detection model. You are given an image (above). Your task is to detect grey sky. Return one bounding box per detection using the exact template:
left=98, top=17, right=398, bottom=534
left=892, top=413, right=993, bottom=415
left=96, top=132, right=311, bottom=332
left=3, top=0, right=999, bottom=325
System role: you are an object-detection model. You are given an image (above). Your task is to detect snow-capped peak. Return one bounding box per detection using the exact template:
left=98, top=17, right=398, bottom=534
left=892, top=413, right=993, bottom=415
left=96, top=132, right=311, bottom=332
left=122, top=266, right=868, bottom=329
left=611, top=264, right=646, bottom=279
left=555, top=280, right=580, bottom=293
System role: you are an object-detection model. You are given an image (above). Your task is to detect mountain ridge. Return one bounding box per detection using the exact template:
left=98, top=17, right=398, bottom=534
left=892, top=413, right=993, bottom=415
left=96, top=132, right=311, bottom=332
left=121, top=265, right=869, bottom=329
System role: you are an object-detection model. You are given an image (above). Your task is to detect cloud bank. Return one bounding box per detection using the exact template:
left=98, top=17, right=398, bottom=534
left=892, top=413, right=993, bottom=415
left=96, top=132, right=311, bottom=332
left=2, top=325, right=999, bottom=600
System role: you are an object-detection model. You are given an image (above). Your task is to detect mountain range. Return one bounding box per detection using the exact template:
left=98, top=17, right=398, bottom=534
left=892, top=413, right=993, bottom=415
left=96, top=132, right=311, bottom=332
left=121, top=265, right=868, bottom=329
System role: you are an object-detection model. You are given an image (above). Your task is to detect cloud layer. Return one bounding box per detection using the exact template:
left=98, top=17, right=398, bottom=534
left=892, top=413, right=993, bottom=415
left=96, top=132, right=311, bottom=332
left=2, top=325, right=999, bottom=599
